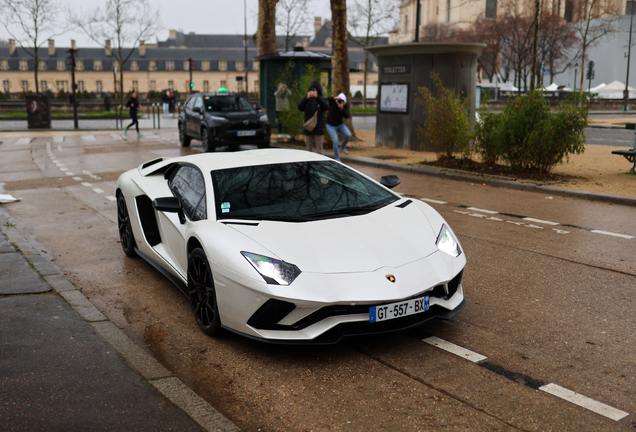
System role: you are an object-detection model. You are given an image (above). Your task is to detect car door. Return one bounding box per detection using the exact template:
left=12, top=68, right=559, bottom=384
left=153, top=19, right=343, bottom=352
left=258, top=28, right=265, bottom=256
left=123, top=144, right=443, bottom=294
left=184, top=96, right=197, bottom=136
left=156, top=164, right=207, bottom=278
left=191, top=95, right=205, bottom=139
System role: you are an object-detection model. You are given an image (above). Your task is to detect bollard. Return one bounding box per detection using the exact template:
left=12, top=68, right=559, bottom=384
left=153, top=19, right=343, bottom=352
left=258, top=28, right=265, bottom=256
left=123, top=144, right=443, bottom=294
left=157, top=104, right=160, bottom=130
left=152, top=104, right=156, bottom=129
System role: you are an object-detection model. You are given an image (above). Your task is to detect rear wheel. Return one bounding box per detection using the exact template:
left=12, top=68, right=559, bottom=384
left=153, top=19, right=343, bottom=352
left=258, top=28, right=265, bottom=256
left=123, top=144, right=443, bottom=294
left=179, top=123, right=191, bottom=147
left=188, top=248, right=221, bottom=336
left=201, top=128, right=215, bottom=152
left=117, top=192, right=137, bottom=258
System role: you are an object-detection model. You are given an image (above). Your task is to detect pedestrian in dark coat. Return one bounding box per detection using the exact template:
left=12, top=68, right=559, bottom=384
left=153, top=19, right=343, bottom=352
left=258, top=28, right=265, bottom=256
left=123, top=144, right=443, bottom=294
left=124, top=91, right=141, bottom=137
left=297, top=80, right=328, bottom=154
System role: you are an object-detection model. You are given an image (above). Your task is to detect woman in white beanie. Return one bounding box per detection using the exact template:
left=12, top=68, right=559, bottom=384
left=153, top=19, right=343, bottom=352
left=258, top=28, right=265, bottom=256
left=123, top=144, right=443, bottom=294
left=325, top=92, right=352, bottom=161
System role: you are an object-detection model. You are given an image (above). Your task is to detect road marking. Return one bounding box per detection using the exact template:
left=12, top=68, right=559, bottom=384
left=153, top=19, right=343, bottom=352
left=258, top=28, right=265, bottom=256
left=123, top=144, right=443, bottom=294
left=420, top=198, right=447, bottom=204
left=72, top=177, right=83, bottom=181
left=466, top=206, right=498, bottom=214
left=14, top=137, right=33, bottom=145
left=539, top=383, right=628, bottom=421
left=57, top=145, right=63, bottom=151
left=65, top=172, right=75, bottom=176
left=590, top=229, right=635, bottom=239
left=81, top=134, right=96, bottom=142
left=423, top=336, right=487, bottom=363
left=92, top=188, right=104, bottom=194
left=53, top=136, right=64, bottom=143
left=523, top=217, right=559, bottom=226
left=105, top=196, right=116, bottom=202
left=59, top=167, right=68, bottom=172
left=81, top=182, right=92, bottom=187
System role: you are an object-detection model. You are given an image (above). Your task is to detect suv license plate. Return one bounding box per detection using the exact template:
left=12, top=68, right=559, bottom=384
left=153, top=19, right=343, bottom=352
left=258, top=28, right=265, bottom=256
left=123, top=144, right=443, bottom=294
left=369, top=296, right=429, bottom=322
left=237, top=130, right=257, bottom=137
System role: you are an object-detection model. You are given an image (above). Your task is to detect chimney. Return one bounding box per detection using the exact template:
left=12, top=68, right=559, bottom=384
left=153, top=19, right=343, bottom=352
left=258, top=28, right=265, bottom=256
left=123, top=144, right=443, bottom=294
left=105, top=39, right=111, bottom=56
left=71, top=39, right=76, bottom=50
left=314, top=17, right=322, bottom=35
left=139, top=40, right=146, bottom=57
left=169, top=29, right=177, bottom=40
left=48, top=39, right=55, bottom=56
left=9, top=39, right=16, bottom=55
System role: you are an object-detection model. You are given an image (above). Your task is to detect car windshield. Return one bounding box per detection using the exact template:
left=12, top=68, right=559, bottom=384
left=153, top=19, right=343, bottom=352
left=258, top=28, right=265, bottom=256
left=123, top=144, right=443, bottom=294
left=204, top=95, right=254, bottom=112
left=212, top=161, right=398, bottom=222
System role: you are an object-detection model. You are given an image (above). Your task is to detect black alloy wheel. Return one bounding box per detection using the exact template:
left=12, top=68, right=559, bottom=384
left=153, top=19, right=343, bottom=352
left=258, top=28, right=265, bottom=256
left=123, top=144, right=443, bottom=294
left=188, top=248, right=221, bottom=336
left=201, top=128, right=214, bottom=152
left=179, top=123, right=191, bottom=147
left=117, top=192, right=137, bottom=258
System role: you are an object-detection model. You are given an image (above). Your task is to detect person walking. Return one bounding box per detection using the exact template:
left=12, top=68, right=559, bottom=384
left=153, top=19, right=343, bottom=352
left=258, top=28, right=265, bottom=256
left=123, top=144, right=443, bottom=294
left=168, top=91, right=176, bottom=117
left=161, top=91, right=170, bottom=117
left=297, top=80, right=328, bottom=154
left=325, top=92, right=352, bottom=161
left=274, top=83, right=292, bottom=139
left=124, top=91, right=142, bottom=137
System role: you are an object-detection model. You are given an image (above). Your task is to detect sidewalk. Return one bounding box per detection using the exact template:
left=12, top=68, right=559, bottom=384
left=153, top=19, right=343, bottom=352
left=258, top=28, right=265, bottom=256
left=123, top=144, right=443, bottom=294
left=0, top=212, right=239, bottom=432
left=0, top=116, right=178, bottom=131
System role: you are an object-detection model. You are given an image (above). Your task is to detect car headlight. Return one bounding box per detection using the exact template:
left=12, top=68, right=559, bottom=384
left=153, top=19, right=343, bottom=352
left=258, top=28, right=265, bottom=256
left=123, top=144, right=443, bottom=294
left=241, top=252, right=301, bottom=285
left=259, top=114, right=269, bottom=123
left=436, top=224, right=462, bottom=257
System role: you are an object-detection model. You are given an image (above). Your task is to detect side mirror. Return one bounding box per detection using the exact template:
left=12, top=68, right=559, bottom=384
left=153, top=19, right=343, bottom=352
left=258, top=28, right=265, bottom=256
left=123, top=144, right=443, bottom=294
left=193, top=106, right=202, bottom=113
left=254, top=104, right=262, bottom=110
left=153, top=197, right=185, bottom=224
left=380, top=175, right=401, bottom=189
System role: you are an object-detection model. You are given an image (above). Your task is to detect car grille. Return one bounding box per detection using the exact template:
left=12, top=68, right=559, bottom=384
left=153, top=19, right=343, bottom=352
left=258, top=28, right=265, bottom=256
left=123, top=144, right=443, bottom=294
left=228, top=121, right=260, bottom=131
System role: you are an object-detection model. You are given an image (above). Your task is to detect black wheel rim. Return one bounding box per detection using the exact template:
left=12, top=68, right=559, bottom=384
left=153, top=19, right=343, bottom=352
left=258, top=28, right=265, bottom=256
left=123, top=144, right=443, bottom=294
left=179, top=125, right=185, bottom=143
left=117, top=195, right=132, bottom=250
left=189, top=254, right=217, bottom=328
left=202, top=129, right=209, bottom=151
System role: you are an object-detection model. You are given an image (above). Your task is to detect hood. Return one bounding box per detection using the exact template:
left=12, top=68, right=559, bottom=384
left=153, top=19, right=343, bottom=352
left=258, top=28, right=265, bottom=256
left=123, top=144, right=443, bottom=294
left=308, top=80, right=323, bottom=97
left=210, top=111, right=258, bottom=121
left=228, top=203, right=439, bottom=274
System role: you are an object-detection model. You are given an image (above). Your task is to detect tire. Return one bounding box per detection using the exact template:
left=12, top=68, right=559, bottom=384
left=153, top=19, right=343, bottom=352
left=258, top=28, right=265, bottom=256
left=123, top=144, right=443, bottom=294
left=179, top=123, right=191, bottom=147
left=257, top=140, right=270, bottom=149
left=187, top=248, right=222, bottom=336
left=117, top=192, right=137, bottom=258
left=201, top=128, right=215, bottom=152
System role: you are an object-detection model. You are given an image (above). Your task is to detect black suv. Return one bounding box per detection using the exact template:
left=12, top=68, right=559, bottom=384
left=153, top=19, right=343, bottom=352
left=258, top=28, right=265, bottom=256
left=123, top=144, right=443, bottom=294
left=178, top=92, right=270, bottom=152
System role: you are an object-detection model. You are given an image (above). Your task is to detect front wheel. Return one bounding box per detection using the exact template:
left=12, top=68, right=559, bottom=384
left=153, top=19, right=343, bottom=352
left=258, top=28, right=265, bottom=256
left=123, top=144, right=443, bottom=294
left=117, top=192, right=137, bottom=258
left=201, top=128, right=215, bottom=152
left=187, top=248, right=222, bottom=336
left=179, top=123, right=191, bottom=147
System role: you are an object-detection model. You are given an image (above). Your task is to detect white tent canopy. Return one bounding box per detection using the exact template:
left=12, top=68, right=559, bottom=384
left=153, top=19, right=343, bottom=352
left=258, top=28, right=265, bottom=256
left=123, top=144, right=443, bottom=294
left=543, top=83, right=559, bottom=91
left=590, top=83, right=607, bottom=92
left=594, top=80, right=636, bottom=98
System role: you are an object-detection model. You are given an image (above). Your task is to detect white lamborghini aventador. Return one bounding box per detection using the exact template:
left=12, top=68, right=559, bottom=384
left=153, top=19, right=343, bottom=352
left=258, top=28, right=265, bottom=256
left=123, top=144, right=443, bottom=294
left=116, top=149, right=466, bottom=344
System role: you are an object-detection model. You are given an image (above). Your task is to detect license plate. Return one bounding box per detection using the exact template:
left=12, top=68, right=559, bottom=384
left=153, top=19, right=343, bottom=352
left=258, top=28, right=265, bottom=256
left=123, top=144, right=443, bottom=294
left=237, top=130, right=257, bottom=137
left=369, top=296, right=429, bottom=323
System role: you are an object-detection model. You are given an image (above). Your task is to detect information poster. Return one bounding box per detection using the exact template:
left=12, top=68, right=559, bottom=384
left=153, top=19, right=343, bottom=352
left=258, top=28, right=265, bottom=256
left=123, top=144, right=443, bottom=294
left=380, top=84, right=408, bottom=113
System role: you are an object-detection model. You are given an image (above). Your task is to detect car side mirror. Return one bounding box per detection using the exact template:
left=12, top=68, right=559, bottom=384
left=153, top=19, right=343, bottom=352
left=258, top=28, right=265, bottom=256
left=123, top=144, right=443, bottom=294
left=193, top=106, right=202, bottom=113
left=380, top=175, right=401, bottom=189
left=153, top=197, right=186, bottom=224
left=254, top=104, right=262, bottom=110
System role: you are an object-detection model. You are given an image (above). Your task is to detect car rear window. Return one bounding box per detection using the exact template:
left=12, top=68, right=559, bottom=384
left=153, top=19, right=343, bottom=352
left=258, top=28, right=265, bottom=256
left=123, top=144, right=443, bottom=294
left=211, top=161, right=398, bottom=221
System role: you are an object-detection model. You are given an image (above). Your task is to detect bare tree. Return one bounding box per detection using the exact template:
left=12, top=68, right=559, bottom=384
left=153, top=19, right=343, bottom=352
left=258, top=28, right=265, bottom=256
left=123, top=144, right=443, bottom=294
left=537, top=13, right=578, bottom=85
left=348, top=0, right=399, bottom=107
left=0, top=0, right=67, bottom=94
left=257, top=0, right=279, bottom=56
left=69, top=0, right=160, bottom=118
left=276, top=0, right=311, bottom=51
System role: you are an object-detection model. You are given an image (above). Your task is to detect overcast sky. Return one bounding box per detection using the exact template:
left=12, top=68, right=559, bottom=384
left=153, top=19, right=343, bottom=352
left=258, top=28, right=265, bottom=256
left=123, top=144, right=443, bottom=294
left=1, top=0, right=336, bottom=48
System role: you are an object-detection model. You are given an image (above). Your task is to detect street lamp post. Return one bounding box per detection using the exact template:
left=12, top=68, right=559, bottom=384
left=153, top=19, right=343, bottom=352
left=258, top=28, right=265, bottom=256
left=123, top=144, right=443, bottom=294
left=624, top=5, right=635, bottom=111
left=244, top=0, right=248, bottom=96
left=574, top=63, right=578, bottom=91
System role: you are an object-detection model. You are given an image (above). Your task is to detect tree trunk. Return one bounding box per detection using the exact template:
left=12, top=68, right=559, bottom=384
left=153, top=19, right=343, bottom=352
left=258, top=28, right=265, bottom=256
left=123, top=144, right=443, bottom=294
left=257, top=0, right=279, bottom=56
left=530, top=0, right=540, bottom=91
left=331, top=0, right=357, bottom=139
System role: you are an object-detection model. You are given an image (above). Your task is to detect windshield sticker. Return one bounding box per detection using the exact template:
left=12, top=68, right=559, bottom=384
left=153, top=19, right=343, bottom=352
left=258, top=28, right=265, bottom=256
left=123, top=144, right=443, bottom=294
left=221, top=202, right=230, bottom=209
left=222, top=208, right=230, bottom=213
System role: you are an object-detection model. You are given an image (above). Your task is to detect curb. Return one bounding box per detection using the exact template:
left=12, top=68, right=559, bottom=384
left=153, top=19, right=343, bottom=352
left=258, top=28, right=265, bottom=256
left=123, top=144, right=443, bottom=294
left=0, top=209, right=241, bottom=432
left=340, top=155, right=636, bottom=208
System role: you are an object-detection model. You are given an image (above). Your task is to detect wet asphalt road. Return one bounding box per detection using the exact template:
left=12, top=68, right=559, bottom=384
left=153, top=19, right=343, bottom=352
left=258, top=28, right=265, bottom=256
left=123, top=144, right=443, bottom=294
left=0, top=130, right=635, bottom=431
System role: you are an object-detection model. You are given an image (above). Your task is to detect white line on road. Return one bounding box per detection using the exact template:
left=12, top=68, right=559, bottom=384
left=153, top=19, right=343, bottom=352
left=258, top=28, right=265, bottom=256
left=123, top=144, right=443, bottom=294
left=72, top=177, right=83, bottom=181
left=539, top=383, right=628, bottom=421
left=420, top=198, right=447, bottom=204
left=423, top=336, right=487, bottom=363
left=522, top=217, right=560, bottom=226
left=105, top=196, right=116, bottom=202
left=81, top=134, right=96, bottom=142
left=14, top=137, right=33, bottom=145
left=81, top=182, right=92, bottom=187
left=53, top=136, right=64, bottom=143
left=466, top=207, right=499, bottom=214
left=59, top=167, right=68, bottom=172
left=590, top=229, right=635, bottom=239
left=92, top=188, right=104, bottom=194
left=65, top=172, right=75, bottom=176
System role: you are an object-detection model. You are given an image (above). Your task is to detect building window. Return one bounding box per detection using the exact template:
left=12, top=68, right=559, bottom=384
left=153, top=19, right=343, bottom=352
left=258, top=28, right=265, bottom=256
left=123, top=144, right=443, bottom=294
left=486, top=0, right=497, bottom=18
left=183, top=60, right=191, bottom=71
left=132, top=80, right=138, bottom=91
left=404, top=15, right=408, bottom=32
left=40, top=80, right=47, bottom=91
left=220, top=80, right=226, bottom=88
left=96, top=80, right=102, bottom=93
left=57, top=60, right=65, bottom=71
left=203, top=80, right=209, bottom=92
left=130, top=60, right=138, bottom=71
left=628, top=0, right=635, bottom=14
left=357, top=62, right=365, bottom=70
left=166, top=60, right=175, bottom=71
left=76, top=60, right=84, bottom=71
left=168, top=80, right=174, bottom=89
left=94, top=60, right=102, bottom=71
left=325, top=37, right=332, bottom=47
left=20, top=60, right=28, bottom=71
left=150, top=80, right=156, bottom=91
left=55, top=80, right=69, bottom=92
left=373, top=63, right=378, bottom=71
left=201, top=61, right=210, bottom=71
left=237, top=80, right=244, bottom=93
left=219, top=60, right=227, bottom=71
left=236, top=61, right=244, bottom=71
left=252, top=61, right=259, bottom=71
left=21, top=80, right=28, bottom=92
left=149, top=60, right=156, bottom=71
left=254, top=80, right=259, bottom=91
left=0, top=60, right=8, bottom=71
left=78, top=80, right=84, bottom=92
left=358, top=80, right=363, bottom=85
left=3, top=80, right=9, bottom=93
left=38, top=60, right=46, bottom=71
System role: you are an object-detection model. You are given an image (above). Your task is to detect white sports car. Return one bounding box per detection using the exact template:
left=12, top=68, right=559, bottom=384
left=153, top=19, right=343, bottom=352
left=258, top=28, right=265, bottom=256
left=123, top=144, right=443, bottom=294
left=116, top=149, right=466, bottom=344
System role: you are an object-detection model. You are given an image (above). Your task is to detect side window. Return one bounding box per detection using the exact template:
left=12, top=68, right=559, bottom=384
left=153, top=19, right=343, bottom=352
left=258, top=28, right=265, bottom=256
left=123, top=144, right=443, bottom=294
left=193, top=96, right=204, bottom=110
left=169, top=165, right=207, bottom=221
left=185, top=97, right=196, bottom=109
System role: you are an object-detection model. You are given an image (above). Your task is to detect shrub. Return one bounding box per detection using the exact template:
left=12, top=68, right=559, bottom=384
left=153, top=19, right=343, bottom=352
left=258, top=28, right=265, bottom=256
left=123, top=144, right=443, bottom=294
left=416, top=72, right=471, bottom=158
left=354, top=90, right=363, bottom=98
left=473, top=112, right=503, bottom=166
